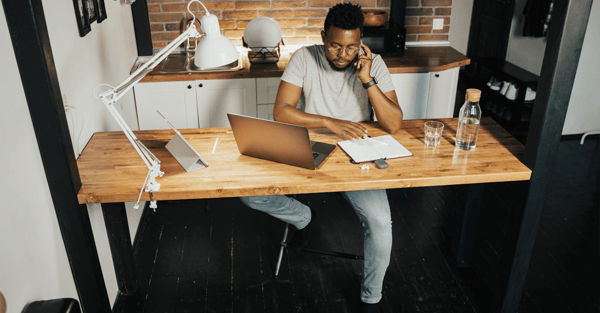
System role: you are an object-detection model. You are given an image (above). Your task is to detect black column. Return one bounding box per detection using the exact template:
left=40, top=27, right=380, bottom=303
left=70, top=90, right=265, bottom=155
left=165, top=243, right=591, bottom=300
left=131, top=0, right=153, bottom=56
left=2, top=0, right=111, bottom=312
left=493, top=0, right=594, bottom=312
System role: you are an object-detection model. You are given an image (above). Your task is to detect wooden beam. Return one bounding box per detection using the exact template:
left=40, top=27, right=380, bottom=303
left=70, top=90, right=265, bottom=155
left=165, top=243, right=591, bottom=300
left=2, top=0, right=111, bottom=312
left=493, top=0, right=594, bottom=312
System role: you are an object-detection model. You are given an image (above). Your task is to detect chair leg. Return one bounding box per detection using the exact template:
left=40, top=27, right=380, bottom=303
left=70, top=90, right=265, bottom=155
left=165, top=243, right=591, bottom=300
left=274, top=223, right=290, bottom=279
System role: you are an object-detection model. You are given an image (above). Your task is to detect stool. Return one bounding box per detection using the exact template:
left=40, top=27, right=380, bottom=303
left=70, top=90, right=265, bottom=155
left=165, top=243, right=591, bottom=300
left=22, top=298, right=80, bottom=313
left=274, top=222, right=364, bottom=278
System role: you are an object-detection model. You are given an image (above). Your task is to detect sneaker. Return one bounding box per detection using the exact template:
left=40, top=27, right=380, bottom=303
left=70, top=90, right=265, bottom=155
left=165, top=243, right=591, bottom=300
left=287, top=207, right=316, bottom=251
left=362, top=302, right=379, bottom=313
left=506, top=83, right=518, bottom=101
left=525, top=87, right=536, bottom=101
left=487, top=76, right=502, bottom=90
left=500, top=81, right=510, bottom=95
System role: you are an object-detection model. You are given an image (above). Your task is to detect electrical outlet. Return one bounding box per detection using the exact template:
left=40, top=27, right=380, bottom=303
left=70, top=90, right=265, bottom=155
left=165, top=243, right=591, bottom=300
left=432, top=18, right=444, bottom=30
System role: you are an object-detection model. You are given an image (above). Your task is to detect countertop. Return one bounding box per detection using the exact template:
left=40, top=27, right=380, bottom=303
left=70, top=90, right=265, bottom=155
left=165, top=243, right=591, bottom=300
left=139, top=46, right=470, bottom=83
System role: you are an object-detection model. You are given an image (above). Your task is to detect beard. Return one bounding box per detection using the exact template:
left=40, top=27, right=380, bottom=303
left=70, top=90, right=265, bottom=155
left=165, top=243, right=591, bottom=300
left=327, top=54, right=359, bottom=72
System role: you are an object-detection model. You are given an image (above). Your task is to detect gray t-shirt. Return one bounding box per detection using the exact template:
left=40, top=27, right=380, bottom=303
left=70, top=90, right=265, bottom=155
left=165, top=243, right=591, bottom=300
left=281, top=45, right=395, bottom=123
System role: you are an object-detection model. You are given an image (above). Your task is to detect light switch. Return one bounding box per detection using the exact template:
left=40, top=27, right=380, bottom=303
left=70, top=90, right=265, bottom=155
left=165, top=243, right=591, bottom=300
left=432, top=18, right=444, bottom=30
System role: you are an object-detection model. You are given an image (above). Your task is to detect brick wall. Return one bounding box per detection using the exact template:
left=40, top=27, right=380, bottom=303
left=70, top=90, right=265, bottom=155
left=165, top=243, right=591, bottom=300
left=148, top=0, right=452, bottom=49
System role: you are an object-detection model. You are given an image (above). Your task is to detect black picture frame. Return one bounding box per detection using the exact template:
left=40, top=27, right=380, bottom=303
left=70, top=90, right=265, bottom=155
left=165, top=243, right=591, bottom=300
left=86, top=0, right=98, bottom=23
left=97, top=0, right=107, bottom=23
left=73, top=0, right=91, bottom=37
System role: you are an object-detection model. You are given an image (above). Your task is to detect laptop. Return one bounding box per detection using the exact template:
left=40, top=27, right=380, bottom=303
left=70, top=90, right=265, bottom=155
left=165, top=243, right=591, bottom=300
left=227, top=113, right=336, bottom=170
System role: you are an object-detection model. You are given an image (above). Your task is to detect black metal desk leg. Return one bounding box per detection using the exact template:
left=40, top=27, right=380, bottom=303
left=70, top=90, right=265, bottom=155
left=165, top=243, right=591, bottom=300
left=101, top=202, right=139, bottom=296
left=452, top=183, right=485, bottom=268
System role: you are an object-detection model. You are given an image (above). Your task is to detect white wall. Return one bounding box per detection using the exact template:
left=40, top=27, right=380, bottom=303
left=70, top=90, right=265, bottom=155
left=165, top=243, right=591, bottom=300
left=562, top=1, right=600, bottom=135
left=505, top=0, right=548, bottom=76
left=449, top=0, right=474, bottom=55
left=1, top=1, right=143, bottom=311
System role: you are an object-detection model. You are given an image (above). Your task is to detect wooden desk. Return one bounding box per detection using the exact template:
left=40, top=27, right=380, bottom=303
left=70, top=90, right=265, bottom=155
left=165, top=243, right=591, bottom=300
left=78, top=118, right=530, bottom=204
left=77, top=118, right=531, bottom=308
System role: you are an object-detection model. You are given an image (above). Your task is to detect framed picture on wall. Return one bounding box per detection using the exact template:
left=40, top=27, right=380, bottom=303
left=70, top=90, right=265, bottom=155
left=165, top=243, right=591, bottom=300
left=86, top=0, right=99, bottom=23
left=97, top=0, right=107, bottom=23
left=73, top=0, right=91, bottom=37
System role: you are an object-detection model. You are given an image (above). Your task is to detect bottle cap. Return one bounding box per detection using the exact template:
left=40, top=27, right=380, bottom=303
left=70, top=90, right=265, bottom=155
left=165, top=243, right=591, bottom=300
left=466, top=88, right=481, bottom=102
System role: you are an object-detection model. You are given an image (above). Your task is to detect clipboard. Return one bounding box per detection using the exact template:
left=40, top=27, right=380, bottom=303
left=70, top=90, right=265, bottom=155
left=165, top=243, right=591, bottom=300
left=157, top=111, right=208, bottom=172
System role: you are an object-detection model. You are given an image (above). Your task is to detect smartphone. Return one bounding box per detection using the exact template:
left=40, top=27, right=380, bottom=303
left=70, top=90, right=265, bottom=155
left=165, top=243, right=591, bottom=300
left=358, top=39, right=363, bottom=56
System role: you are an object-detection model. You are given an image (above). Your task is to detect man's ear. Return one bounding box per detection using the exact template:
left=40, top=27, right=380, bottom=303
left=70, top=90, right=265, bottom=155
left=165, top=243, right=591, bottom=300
left=321, top=30, right=326, bottom=43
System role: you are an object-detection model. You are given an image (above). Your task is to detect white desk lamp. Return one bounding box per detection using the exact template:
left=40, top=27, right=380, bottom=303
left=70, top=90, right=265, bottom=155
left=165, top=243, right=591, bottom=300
left=95, top=0, right=238, bottom=210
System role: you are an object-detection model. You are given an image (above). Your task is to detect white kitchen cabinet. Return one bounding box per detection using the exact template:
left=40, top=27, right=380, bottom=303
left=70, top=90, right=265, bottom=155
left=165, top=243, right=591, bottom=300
left=256, top=77, right=280, bottom=120
left=133, top=81, right=198, bottom=130
left=133, top=68, right=459, bottom=130
left=390, top=67, right=459, bottom=120
left=134, top=78, right=257, bottom=130
left=426, top=67, right=459, bottom=119
left=196, top=78, right=257, bottom=128
left=390, top=73, right=430, bottom=120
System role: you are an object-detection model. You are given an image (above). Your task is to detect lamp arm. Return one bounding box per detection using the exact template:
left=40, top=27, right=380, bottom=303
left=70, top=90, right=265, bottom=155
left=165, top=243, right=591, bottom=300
left=96, top=25, right=201, bottom=209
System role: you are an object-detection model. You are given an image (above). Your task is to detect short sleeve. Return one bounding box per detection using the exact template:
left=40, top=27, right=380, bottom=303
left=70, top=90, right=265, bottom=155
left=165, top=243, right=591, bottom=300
left=369, top=54, right=395, bottom=94
left=280, top=47, right=306, bottom=88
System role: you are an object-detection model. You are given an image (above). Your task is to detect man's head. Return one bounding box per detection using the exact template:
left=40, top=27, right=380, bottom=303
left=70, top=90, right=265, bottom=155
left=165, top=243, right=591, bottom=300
left=321, top=3, right=364, bottom=71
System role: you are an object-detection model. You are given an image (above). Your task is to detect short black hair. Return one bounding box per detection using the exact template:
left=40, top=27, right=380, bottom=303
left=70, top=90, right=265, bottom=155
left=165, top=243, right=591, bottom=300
left=324, top=3, right=364, bottom=35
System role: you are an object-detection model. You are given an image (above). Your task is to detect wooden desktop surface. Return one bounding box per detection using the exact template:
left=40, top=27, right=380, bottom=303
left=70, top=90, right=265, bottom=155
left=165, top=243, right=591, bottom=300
left=77, top=117, right=531, bottom=204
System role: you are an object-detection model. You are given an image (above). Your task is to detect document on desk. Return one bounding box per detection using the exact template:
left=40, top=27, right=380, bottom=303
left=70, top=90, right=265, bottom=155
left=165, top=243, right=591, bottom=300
left=337, top=135, right=412, bottom=163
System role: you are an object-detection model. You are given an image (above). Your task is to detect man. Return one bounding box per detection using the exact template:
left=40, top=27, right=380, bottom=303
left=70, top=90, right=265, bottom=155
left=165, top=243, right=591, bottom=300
left=240, top=3, right=403, bottom=312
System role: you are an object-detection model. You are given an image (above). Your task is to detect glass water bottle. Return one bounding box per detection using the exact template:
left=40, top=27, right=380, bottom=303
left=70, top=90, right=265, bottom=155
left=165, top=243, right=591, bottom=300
left=456, top=88, right=482, bottom=150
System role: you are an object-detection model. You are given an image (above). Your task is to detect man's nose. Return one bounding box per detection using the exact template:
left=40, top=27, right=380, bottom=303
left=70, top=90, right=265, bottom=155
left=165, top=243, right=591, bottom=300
left=339, top=48, right=348, bottom=57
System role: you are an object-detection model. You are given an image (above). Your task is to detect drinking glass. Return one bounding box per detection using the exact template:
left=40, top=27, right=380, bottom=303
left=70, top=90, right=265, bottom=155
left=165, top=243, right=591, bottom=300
left=424, top=121, right=444, bottom=146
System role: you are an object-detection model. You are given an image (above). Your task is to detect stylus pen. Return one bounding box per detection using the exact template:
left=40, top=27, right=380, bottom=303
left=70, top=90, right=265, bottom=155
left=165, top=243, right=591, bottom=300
left=212, top=138, right=219, bottom=155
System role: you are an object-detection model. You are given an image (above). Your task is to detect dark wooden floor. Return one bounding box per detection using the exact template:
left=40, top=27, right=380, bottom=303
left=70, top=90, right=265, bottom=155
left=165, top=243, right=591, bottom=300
left=124, top=137, right=599, bottom=313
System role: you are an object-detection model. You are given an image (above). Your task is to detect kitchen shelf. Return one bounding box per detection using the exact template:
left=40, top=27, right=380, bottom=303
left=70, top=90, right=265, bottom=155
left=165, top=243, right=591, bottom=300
left=473, top=57, right=539, bottom=141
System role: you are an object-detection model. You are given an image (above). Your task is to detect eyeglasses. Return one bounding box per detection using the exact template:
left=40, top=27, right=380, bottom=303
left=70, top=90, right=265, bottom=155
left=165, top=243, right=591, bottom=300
left=324, top=37, right=360, bottom=55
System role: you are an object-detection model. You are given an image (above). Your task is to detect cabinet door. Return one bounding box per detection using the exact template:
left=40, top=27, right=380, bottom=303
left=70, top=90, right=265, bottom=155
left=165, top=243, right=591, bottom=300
left=390, top=73, right=430, bottom=120
left=426, top=67, right=459, bottom=119
left=256, top=77, right=280, bottom=120
left=196, top=78, right=257, bottom=128
left=256, top=77, right=281, bottom=104
left=134, top=81, right=198, bottom=130
left=257, top=104, right=275, bottom=120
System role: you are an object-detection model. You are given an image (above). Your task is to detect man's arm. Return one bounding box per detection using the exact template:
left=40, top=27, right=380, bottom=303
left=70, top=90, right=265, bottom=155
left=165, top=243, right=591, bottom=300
left=367, top=88, right=402, bottom=134
left=273, top=81, right=368, bottom=140
left=356, top=43, right=403, bottom=134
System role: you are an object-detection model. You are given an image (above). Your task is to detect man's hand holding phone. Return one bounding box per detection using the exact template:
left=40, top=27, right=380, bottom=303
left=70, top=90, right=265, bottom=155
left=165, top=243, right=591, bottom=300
left=355, top=42, right=373, bottom=84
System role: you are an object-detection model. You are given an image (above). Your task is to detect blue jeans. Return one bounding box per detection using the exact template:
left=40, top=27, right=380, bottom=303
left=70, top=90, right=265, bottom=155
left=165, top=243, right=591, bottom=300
left=240, top=189, right=392, bottom=304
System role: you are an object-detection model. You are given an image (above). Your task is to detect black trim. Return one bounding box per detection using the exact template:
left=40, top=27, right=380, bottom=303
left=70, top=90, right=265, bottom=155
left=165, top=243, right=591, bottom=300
left=131, top=0, right=153, bottom=56
left=492, top=0, right=594, bottom=312
left=102, top=202, right=140, bottom=296
left=2, top=0, right=111, bottom=312
left=452, top=184, right=484, bottom=268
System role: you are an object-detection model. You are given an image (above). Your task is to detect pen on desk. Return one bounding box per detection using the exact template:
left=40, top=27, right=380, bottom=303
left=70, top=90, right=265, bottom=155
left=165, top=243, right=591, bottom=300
left=212, top=138, right=219, bottom=155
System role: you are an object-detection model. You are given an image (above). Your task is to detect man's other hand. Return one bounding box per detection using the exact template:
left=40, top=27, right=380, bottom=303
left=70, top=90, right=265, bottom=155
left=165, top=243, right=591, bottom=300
left=324, top=118, right=368, bottom=140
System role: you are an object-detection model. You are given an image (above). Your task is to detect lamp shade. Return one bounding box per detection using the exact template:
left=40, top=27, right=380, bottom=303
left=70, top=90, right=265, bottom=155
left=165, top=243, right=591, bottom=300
left=194, top=14, right=239, bottom=69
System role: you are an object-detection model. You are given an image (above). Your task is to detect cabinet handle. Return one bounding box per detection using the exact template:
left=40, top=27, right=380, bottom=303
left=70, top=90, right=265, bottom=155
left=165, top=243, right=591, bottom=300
left=198, top=83, right=203, bottom=88
left=435, top=74, right=440, bottom=78
left=187, top=85, right=192, bottom=89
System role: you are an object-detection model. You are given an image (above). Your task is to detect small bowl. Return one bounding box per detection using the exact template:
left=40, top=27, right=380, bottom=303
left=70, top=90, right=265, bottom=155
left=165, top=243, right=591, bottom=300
left=363, top=10, right=387, bottom=27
